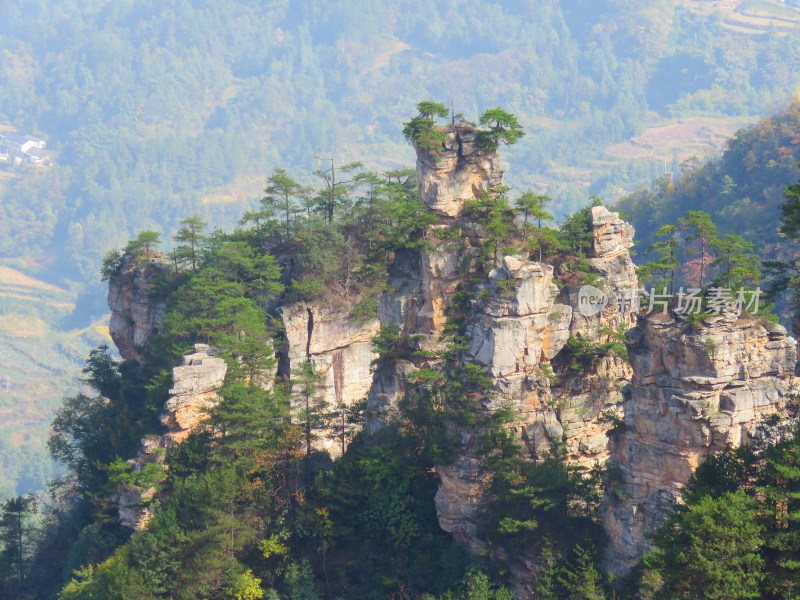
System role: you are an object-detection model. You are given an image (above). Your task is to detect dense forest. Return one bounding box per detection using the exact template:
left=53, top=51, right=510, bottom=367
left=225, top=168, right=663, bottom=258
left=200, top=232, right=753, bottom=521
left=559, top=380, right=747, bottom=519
left=4, top=0, right=800, bottom=501
left=0, top=101, right=799, bottom=598
left=3, top=0, right=800, bottom=282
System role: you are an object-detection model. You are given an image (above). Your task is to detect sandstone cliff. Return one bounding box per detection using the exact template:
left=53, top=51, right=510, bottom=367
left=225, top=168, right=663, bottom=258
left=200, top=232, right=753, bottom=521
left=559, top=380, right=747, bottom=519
left=364, top=131, right=641, bottom=566
left=602, top=311, right=799, bottom=576
left=414, top=124, right=504, bottom=218
left=103, top=126, right=800, bottom=594
left=115, top=344, right=227, bottom=530
left=279, top=302, right=379, bottom=456
left=107, top=252, right=167, bottom=364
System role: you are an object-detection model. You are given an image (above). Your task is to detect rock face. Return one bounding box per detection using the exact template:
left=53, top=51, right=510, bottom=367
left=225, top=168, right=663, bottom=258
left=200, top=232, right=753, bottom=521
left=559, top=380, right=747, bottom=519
left=279, top=302, right=379, bottom=457
left=105, top=124, right=796, bottom=591
left=467, top=256, right=570, bottom=378
left=432, top=224, right=639, bottom=553
left=162, top=344, right=228, bottom=443
left=107, top=253, right=167, bottom=364
left=372, top=134, right=642, bottom=564
left=415, top=124, right=504, bottom=218
left=602, top=312, right=799, bottom=576
left=115, top=344, right=227, bottom=530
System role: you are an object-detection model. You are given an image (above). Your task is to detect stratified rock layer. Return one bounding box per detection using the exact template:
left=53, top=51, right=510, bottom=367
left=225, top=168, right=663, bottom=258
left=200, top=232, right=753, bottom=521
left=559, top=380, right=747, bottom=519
left=115, top=344, right=227, bottom=530
left=280, top=302, right=379, bottom=456
left=415, top=124, right=504, bottom=218
left=107, top=253, right=167, bottom=364
left=432, top=210, right=640, bottom=553
left=162, top=344, right=228, bottom=443
left=602, top=312, right=799, bottom=576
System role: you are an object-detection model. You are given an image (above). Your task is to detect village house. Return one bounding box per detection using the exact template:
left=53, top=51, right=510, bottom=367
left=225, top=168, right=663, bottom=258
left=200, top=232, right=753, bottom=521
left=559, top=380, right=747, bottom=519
left=0, top=132, right=48, bottom=164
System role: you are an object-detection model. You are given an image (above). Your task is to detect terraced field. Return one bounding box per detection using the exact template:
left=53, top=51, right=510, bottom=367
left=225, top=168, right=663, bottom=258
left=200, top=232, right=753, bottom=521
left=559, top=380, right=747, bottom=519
left=0, top=261, right=110, bottom=498
left=683, top=0, right=800, bottom=34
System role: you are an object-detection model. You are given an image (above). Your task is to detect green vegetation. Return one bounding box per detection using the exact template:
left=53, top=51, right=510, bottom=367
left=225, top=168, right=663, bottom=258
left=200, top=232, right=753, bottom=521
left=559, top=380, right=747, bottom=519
left=617, top=102, right=800, bottom=316
left=2, top=100, right=800, bottom=600
left=634, top=208, right=765, bottom=318
left=4, top=0, right=800, bottom=500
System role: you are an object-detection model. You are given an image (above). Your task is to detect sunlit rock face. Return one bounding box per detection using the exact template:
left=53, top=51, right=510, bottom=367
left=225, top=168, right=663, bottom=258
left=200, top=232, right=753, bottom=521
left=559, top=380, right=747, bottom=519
left=372, top=131, right=645, bottom=584
left=279, top=302, right=379, bottom=457
left=432, top=221, right=639, bottom=559
left=116, top=344, right=228, bottom=531
left=162, top=344, right=228, bottom=443
left=601, top=312, right=798, bottom=576
left=414, top=124, right=504, bottom=218
left=107, top=252, right=167, bottom=365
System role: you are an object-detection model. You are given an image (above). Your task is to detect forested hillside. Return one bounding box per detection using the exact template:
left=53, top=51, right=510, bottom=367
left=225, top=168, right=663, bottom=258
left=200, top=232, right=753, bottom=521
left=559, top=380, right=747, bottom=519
left=616, top=101, right=800, bottom=314
left=3, top=105, right=800, bottom=599
left=3, top=0, right=800, bottom=499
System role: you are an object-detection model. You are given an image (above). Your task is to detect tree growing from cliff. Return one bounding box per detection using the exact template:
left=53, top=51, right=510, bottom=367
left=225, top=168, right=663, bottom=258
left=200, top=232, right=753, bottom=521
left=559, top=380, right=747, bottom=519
left=314, top=159, right=364, bottom=223
left=477, top=108, right=526, bottom=151
left=261, top=168, right=307, bottom=238
left=463, top=186, right=516, bottom=267
left=515, top=192, right=558, bottom=262
left=639, top=224, right=680, bottom=293
left=127, top=229, right=161, bottom=263
left=711, top=233, right=761, bottom=290
left=559, top=201, right=597, bottom=260
left=401, top=101, right=449, bottom=152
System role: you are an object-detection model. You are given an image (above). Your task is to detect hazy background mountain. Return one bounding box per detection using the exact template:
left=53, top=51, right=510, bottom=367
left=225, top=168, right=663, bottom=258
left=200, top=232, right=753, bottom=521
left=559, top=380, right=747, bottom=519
left=1, top=0, right=800, bottom=499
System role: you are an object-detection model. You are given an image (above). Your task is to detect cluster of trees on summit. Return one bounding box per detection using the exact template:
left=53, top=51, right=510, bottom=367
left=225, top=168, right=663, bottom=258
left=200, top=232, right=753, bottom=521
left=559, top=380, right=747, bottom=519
left=1, top=101, right=800, bottom=600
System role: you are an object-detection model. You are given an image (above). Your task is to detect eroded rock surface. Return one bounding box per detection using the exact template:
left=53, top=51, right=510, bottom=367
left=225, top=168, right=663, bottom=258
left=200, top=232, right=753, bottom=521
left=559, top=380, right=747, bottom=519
left=280, top=302, right=379, bottom=456
left=107, top=252, right=167, bottom=364
left=162, top=344, right=228, bottom=443
left=415, top=124, right=504, bottom=218
left=115, top=344, right=227, bottom=530
left=434, top=233, right=638, bottom=552
left=602, top=312, right=799, bottom=576
left=381, top=135, right=643, bottom=560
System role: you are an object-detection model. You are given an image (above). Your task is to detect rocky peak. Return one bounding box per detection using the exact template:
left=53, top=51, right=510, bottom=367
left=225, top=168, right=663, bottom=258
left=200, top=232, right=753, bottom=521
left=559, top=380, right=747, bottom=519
left=602, top=311, right=799, bottom=576
left=379, top=147, right=643, bottom=572
left=107, top=251, right=167, bottom=364
left=414, top=124, right=504, bottom=218
left=590, top=205, right=634, bottom=259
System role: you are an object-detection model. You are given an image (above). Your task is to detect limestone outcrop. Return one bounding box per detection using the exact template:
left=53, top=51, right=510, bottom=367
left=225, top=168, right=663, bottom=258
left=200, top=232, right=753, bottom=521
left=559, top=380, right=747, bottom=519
left=162, top=344, right=228, bottom=443
left=602, top=312, right=799, bottom=576
left=107, top=252, right=167, bottom=364
left=115, top=344, right=227, bottom=530
left=279, top=302, right=379, bottom=456
left=414, top=124, right=504, bottom=218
